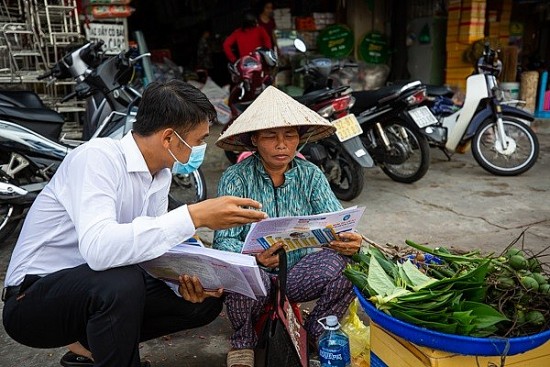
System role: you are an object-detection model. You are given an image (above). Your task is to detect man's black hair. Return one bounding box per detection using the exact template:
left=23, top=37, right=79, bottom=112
left=133, top=79, right=216, bottom=136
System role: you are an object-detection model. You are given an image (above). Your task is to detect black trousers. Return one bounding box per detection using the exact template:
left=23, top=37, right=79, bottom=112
left=2, top=264, right=223, bottom=367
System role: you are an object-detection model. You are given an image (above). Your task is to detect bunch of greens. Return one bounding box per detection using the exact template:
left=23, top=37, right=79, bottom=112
left=344, top=240, right=508, bottom=337
left=346, top=238, right=550, bottom=337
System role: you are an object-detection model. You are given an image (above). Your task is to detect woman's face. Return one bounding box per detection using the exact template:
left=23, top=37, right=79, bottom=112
left=251, top=127, right=300, bottom=169
left=263, top=3, right=274, bottom=16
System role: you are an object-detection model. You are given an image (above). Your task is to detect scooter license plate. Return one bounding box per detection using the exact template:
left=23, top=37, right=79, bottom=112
left=332, top=114, right=363, bottom=142
left=408, top=106, right=438, bottom=128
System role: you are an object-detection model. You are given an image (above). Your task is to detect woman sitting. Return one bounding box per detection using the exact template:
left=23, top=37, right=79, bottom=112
left=213, top=86, right=362, bottom=367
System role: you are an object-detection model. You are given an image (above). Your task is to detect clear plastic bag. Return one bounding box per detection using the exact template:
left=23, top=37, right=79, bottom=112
left=341, top=298, right=370, bottom=367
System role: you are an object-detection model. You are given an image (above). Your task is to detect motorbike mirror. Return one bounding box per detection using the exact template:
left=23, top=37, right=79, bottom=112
left=294, top=39, right=307, bottom=53
left=129, top=53, right=151, bottom=65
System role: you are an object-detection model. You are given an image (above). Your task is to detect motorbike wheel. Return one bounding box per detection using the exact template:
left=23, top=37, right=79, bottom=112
left=471, top=117, right=539, bottom=176
left=0, top=204, right=23, bottom=245
left=379, top=120, right=431, bottom=183
left=318, top=138, right=365, bottom=201
left=168, top=168, right=207, bottom=210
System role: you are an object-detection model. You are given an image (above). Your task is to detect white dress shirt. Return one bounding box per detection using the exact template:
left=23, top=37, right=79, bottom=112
left=5, top=132, right=195, bottom=287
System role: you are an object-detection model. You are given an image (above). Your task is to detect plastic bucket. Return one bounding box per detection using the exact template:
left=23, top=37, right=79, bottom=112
left=355, top=287, right=550, bottom=356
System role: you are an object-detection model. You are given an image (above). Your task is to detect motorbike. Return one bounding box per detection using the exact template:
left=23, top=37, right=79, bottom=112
left=0, top=42, right=206, bottom=243
left=0, top=174, right=39, bottom=244
left=350, top=80, right=435, bottom=183
left=223, top=47, right=278, bottom=163
left=424, top=43, right=539, bottom=176
left=291, top=39, right=373, bottom=201
left=227, top=46, right=277, bottom=116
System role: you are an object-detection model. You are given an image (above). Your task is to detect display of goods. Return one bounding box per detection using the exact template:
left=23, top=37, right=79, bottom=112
left=344, top=237, right=550, bottom=339
left=91, top=5, right=134, bottom=18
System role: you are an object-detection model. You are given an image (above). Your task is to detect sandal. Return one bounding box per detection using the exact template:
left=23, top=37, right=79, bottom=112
left=226, top=349, right=254, bottom=367
left=60, top=352, right=93, bottom=367
left=60, top=351, right=151, bottom=367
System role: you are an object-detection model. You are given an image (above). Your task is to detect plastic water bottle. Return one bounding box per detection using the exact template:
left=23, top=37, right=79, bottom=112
left=317, top=315, right=351, bottom=367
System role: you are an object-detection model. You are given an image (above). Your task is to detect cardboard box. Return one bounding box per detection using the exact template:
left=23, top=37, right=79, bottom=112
left=370, top=322, right=550, bottom=367
left=295, top=17, right=316, bottom=31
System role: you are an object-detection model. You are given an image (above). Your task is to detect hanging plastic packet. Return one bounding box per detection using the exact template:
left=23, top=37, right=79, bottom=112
left=340, top=298, right=370, bottom=367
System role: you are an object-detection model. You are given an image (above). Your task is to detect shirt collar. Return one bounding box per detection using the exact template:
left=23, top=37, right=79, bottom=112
left=121, top=131, right=172, bottom=186
left=121, top=131, right=151, bottom=173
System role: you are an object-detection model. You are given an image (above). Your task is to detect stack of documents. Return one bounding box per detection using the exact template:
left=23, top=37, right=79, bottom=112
left=141, top=244, right=266, bottom=299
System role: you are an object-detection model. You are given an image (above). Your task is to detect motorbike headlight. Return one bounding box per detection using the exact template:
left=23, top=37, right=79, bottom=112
left=241, top=56, right=261, bottom=69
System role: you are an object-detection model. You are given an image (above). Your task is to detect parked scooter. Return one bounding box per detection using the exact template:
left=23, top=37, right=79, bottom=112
left=223, top=47, right=278, bottom=163
left=291, top=39, right=373, bottom=201
left=424, top=43, right=539, bottom=176
left=350, top=80, right=435, bottom=183
left=0, top=42, right=205, bottom=242
left=0, top=177, right=38, bottom=244
left=227, top=46, right=277, bottom=116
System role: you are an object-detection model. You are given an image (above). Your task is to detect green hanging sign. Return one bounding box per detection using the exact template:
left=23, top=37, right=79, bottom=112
left=317, top=24, right=354, bottom=58
left=359, top=31, right=389, bottom=64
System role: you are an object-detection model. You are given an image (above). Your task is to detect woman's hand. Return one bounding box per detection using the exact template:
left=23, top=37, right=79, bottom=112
left=255, top=242, right=285, bottom=268
left=178, top=275, right=223, bottom=303
left=329, top=232, right=362, bottom=256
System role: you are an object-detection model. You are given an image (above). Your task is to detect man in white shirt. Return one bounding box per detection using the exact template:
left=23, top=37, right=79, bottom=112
left=2, top=80, right=268, bottom=367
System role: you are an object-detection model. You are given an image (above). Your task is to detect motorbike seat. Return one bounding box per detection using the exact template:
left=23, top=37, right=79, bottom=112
left=425, top=85, right=454, bottom=97
left=0, top=105, right=64, bottom=124
left=0, top=90, right=47, bottom=109
left=350, top=84, right=407, bottom=114
left=295, top=88, right=340, bottom=106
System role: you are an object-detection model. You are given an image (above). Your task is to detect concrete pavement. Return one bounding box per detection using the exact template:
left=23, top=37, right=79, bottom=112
left=1, top=121, right=549, bottom=367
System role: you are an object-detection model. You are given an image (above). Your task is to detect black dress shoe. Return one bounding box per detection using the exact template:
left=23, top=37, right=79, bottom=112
left=60, top=351, right=151, bottom=366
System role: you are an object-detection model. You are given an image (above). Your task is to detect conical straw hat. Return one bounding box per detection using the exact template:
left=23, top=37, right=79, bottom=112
left=216, top=86, right=336, bottom=151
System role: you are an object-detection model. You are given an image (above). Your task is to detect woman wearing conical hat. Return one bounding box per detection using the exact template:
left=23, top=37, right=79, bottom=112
left=214, top=86, right=362, bottom=367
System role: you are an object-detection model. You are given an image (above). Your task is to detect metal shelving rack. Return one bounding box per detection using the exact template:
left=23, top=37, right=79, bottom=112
left=0, top=0, right=85, bottom=123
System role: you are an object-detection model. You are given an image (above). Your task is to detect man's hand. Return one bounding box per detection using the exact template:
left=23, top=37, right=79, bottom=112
left=255, top=242, right=285, bottom=268
left=329, top=232, right=362, bottom=256
left=188, top=196, right=268, bottom=230
left=178, top=275, right=223, bottom=303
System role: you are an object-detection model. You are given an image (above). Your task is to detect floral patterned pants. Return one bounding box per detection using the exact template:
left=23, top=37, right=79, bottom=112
left=225, top=249, right=355, bottom=349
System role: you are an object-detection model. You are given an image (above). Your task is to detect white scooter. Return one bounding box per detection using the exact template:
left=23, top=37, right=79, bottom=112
left=425, top=44, right=539, bottom=176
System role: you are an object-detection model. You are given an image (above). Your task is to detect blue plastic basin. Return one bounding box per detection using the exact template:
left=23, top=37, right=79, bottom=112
left=355, top=287, right=550, bottom=356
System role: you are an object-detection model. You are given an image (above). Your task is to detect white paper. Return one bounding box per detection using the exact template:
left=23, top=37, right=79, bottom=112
left=140, top=243, right=266, bottom=300
left=242, top=206, right=365, bottom=254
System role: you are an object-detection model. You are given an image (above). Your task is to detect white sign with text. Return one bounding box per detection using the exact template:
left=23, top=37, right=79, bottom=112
left=85, top=23, right=127, bottom=54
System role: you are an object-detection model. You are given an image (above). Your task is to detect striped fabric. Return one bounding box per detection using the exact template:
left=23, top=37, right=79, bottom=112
left=213, top=154, right=343, bottom=269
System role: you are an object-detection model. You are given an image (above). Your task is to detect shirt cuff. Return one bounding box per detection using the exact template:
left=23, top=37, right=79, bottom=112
left=165, top=281, right=182, bottom=297
left=161, top=204, right=196, bottom=246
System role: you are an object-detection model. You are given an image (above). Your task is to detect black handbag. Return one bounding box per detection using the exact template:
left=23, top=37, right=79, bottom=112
left=256, top=249, right=309, bottom=367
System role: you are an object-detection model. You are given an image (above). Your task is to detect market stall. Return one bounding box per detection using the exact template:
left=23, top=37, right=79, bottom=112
left=343, top=236, right=550, bottom=366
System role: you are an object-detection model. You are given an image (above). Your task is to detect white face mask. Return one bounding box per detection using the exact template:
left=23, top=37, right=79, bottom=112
left=168, top=131, right=207, bottom=175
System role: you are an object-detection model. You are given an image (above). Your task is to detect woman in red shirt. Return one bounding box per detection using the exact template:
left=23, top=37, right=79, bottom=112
left=223, top=12, right=272, bottom=63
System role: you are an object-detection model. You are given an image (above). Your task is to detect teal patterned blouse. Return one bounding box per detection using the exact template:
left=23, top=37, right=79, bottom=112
left=213, top=154, right=343, bottom=270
